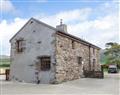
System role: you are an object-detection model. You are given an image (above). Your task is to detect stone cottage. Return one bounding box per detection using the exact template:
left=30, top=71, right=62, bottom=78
left=9, top=18, right=101, bottom=84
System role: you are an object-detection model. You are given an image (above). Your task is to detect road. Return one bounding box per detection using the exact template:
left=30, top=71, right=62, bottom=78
left=0, top=73, right=120, bottom=95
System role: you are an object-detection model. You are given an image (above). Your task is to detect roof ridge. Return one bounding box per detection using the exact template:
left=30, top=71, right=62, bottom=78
left=9, top=17, right=100, bottom=49
left=31, top=17, right=58, bottom=31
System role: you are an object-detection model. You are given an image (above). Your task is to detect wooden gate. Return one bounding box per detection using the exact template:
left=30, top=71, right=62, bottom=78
left=5, top=69, right=10, bottom=81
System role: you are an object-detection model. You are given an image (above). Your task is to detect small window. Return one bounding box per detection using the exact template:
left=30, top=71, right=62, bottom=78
left=72, top=40, right=75, bottom=49
left=93, top=48, right=95, bottom=54
left=41, top=57, right=51, bottom=71
left=30, top=21, right=33, bottom=24
left=93, top=59, right=96, bottom=70
left=78, top=57, right=82, bottom=64
left=15, top=39, right=25, bottom=53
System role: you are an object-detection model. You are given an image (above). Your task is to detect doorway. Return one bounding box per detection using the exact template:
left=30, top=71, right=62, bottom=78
left=35, top=56, right=51, bottom=84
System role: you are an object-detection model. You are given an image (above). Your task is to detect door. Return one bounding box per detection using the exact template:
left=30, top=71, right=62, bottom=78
left=39, top=57, right=51, bottom=84
left=78, top=57, right=83, bottom=77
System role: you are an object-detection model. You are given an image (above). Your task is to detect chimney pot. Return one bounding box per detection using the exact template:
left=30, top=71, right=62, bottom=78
left=56, top=19, right=67, bottom=33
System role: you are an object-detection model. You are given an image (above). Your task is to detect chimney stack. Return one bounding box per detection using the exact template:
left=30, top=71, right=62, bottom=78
left=56, top=19, right=67, bottom=33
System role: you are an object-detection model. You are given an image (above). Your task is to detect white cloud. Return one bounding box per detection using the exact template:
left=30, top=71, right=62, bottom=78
left=37, top=8, right=119, bottom=49
left=93, top=16, right=114, bottom=30
left=0, top=1, right=119, bottom=55
left=68, top=14, right=119, bottom=48
left=0, top=18, right=28, bottom=55
left=35, top=8, right=92, bottom=26
left=0, top=0, right=15, bottom=12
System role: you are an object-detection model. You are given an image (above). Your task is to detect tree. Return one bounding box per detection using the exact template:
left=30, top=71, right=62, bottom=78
left=104, top=42, right=120, bottom=68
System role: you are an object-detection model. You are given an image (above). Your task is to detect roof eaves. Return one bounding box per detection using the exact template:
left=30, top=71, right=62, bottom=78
left=56, top=31, right=101, bottom=49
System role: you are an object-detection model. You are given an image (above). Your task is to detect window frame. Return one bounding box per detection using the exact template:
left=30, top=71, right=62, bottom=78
left=40, top=57, right=51, bottom=71
left=15, top=39, right=25, bottom=53
left=72, top=40, right=75, bottom=49
left=93, top=48, right=95, bottom=55
left=78, top=57, right=82, bottom=64
left=93, top=59, right=96, bottom=70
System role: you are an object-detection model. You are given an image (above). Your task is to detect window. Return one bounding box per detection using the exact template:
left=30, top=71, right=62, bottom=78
left=72, top=40, right=75, bottom=49
left=93, top=59, right=96, bottom=70
left=93, top=48, right=95, bottom=54
left=30, top=21, right=33, bottom=24
left=78, top=57, right=82, bottom=64
left=16, top=39, right=25, bottom=53
left=40, top=57, right=51, bottom=71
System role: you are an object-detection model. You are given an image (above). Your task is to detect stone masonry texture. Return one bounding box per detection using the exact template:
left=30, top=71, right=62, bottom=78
left=54, top=33, right=101, bottom=83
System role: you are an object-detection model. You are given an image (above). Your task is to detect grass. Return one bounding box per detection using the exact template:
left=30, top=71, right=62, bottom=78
left=0, top=64, right=10, bottom=68
left=0, top=58, right=10, bottom=68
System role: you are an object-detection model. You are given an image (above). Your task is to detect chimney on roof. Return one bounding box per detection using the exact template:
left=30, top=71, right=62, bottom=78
left=56, top=19, right=67, bottom=33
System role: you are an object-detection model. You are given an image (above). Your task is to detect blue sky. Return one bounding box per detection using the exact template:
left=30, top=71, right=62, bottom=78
left=2, top=0, right=118, bottom=21
left=0, top=0, right=119, bottom=55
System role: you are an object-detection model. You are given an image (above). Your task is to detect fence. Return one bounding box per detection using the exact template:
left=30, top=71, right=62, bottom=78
left=84, top=70, right=104, bottom=78
left=5, top=69, right=10, bottom=80
left=83, top=66, right=104, bottom=78
left=0, top=68, right=10, bottom=80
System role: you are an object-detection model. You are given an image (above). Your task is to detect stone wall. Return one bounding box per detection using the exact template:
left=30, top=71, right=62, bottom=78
left=10, top=18, right=56, bottom=83
left=54, top=33, right=101, bottom=83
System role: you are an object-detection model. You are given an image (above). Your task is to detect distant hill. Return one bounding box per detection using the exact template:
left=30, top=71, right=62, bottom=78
left=0, top=55, right=10, bottom=68
left=0, top=55, right=10, bottom=59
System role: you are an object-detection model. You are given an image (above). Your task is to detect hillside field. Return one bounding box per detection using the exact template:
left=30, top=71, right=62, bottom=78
left=0, top=58, right=10, bottom=68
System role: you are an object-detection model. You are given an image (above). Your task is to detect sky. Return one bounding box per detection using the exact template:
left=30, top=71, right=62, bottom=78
left=0, top=0, right=120, bottom=55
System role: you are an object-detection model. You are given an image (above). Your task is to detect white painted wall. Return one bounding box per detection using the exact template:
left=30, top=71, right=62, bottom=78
left=10, top=19, right=56, bottom=83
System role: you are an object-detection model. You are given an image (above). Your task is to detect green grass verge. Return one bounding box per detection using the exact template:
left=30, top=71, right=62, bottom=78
left=0, top=64, right=10, bottom=68
left=0, top=58, right=10, bottom=68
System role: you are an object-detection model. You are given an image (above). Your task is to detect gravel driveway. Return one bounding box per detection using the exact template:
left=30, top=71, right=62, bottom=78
left=0, top=73, right=120, bottom=95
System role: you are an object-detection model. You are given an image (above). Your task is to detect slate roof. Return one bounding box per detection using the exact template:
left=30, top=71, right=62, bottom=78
left=10, top=18, right=100, bottom=49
